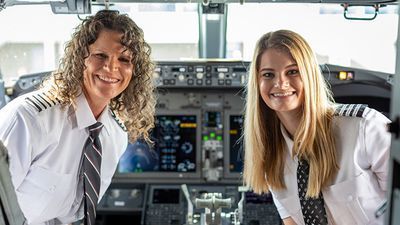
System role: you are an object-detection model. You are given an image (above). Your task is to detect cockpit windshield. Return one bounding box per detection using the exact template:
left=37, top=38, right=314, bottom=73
left=0, top=3, right=397, bottom=82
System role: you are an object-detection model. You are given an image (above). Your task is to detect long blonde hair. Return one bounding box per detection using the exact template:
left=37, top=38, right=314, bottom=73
left=243, top=30, right=338, bottom=197
left=42, top=10, right=156, bottom=143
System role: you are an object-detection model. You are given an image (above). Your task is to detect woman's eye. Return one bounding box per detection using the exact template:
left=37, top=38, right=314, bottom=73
left=287, top=69, right=299, bottom=76
left=262, top=72, right=274, bottom=78
left=94, top=53, right=107, bottom=59
left=119, top=57, right=131, bottom=64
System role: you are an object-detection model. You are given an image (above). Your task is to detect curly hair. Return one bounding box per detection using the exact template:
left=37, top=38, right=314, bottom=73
left=42, top=10, right=156, bottom=143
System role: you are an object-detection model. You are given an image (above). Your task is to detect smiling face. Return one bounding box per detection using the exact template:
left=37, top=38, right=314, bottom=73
left=258, top=48, right=304, bottom=116
left=83, top=29, right=133, bottom=115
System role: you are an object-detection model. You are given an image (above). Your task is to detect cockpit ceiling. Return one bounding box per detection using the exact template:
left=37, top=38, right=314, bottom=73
left=95, top=0, right=398, bottom=5
left=2, top=0, right=398, bottom=8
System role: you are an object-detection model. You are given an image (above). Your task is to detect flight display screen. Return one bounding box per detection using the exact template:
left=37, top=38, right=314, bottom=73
left=229, top=115, right=244, bottom=173
left=152, top=188, right=180, bottom=204
left=118, top=115, right=197, bottom=173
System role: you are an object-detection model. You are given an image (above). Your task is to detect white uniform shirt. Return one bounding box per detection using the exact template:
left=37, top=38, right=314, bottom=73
left=0, top=90, right=128, bottom=225
left=270, top=104, right=391, bottom=225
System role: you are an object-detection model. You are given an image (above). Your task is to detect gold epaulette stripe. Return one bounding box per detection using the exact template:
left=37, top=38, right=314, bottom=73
left=110, top=110, right=128, bottom=132
left=37, top=93, right=52, bottom=108
left=43, top=92, right=57, bottom=105
left=335, top=104, right=370, bottom=118
left=25, top=92, right=59, bottom=112
left=32, top=95, right=48, bottom=110
left=25, top=97, right=43, bottom=112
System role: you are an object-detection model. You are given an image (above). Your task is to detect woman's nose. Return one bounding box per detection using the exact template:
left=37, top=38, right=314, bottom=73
left=104, top=57, right=119, bottom=71
left=273, top=76, right=289, bottom=89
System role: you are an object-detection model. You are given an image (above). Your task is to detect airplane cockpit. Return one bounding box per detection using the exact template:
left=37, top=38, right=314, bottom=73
left=0, top=1, right=399, bottom=225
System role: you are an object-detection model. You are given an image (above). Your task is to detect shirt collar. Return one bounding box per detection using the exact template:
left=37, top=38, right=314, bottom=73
left=280, top=123, right=294, bottom=155
left=75, top=94, right=111, bottom=136
left=280, top=123, right=299, bottom=170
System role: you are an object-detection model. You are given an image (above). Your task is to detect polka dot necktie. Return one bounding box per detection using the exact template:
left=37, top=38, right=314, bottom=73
left=83, top=122, right=103, bottom=225
left=297, top=159, right=328, bottom=225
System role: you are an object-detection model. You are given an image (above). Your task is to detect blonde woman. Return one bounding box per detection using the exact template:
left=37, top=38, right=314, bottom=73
left=243, top=30, right=391, bottom=225
left=0, top=10, right=155, bottom=225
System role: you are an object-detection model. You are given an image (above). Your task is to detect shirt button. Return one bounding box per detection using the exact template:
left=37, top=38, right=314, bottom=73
left=347, top=195, right=353, bottom=201
left=49, top=185, right=56, bottom=192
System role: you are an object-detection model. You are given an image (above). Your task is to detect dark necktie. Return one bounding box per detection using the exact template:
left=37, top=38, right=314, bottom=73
left=83, top=122, right=103, bottom=225
left=297, top=159, right=328, bottom=225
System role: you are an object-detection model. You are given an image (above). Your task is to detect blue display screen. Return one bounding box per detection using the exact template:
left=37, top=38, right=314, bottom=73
left=118, top=115, right=197, bottom=173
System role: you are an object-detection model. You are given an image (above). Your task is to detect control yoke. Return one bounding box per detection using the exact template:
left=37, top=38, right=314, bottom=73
left=195, top=193, right=233, bottom=225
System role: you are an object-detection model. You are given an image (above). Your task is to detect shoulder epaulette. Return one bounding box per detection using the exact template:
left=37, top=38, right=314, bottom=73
left=334, top=104, right=371, bottom=118
left=25, top=91, right=60, bottom=112
left=110, top=109, right=128, bottom=132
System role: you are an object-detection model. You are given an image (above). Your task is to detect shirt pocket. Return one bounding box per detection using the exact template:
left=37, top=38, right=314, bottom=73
left=323, top=172, right=373, bottom=225
left=16, top=166, right=74, bottom=224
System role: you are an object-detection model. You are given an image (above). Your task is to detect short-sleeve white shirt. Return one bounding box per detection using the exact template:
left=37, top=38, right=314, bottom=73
left=270, top=105, right=391, bottom=225
left=0, top=90, right=128, bottom=225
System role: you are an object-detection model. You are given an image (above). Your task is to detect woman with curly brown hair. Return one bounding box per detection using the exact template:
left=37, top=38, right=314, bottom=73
left=0, top=10, right=156, bottom=225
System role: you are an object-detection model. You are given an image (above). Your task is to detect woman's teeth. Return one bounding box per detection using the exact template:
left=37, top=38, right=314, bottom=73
left=272, top=92, right=294, bottom=97
left=98, top=75, right=118, bottom=83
